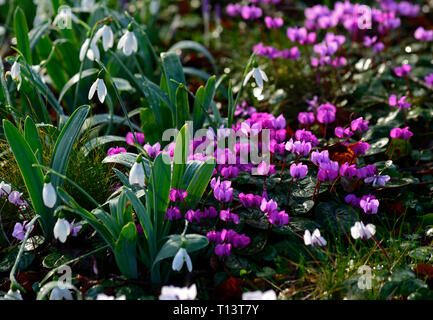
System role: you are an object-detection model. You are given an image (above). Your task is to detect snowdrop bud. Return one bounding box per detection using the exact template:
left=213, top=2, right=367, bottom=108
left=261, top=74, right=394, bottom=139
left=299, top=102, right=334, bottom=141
left=79, top=38, right=100, bottom=61
left=54, top=216, right=71, bottom=243
left=10, top=61, right=22, bottom=90
left=4, top=288, right=23, bottom=300
left=88, top=78, right=107, bottom=103
left=129, top=155, right=145, bottom=187
left=49, top=287, right=73, bottom=300
left=172, top=247, right=193, bottom=272
left=117, top=26, right=138, bottom=56
left=95, top=25, right=114, bottom=51
left=42, top=175, right=57, bottom=208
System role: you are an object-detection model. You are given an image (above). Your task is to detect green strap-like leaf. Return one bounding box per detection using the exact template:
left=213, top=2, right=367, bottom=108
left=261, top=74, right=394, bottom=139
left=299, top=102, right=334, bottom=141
left=14, top=7, right=32, bottom=64
left=114, top=222, right=138, bottom=279
left=171, top=123, right=190, bottom=190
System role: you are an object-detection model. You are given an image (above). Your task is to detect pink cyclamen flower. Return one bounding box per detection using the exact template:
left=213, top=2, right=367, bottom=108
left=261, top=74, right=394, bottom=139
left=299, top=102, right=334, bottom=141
left=211, top=178, right=233, bottom=202
left=350, top=117, right=369, bottom=133
left=390, top=127, right=413, bottom=140
left=69, top=220, right=82, bottom=237
left=356, top=165, right=376, bottom=179
left=169, top=189, right=188, bottom=202
left=393, top=64, right=411, bottom=77
left=311, top=150, right=330, bottom=166
left=389, top=95, right=410, bottom=109
left=414, top=27, right=433, bottom=42
left=126, top=132, right=145, bottom=145
left=107, top=146, right=126, bottom=156
left=12, top=221, right=33, bottom=241
left=260, top=198, right=278, bottom=214
left=215, top=243, right=232, bottom=257
left=317, top=161, right=339, bottom=182
left=334, top=126, right=353, bottom=139
left=256, top=161, right=276, bottom=176
left=144, top=142, right=161, bottom=158
left=317, top=103, right=336, bottom=124
left=348, top=141, right=370, bottom=156
left=268, top=210, right=289, bottom=226
left=290, top=162, right=308, bottom=179
left=295, top=129, right=318, bottom=146
left=424, top=73, right=433, bottom=87
left=340, top=163, right=357, bottom=178
left=166, top=206, right=182, bottom=221
left=219, top=209, right=240, bottom=224
left=359, top=194, right=379, bottom=214
left=239, top=193, right=262, bottom=208
left=364, top=174, right=390, bottom=187
left=8, top=191, right=27, bottom=207
left=345, top=194, right=360, bottom=208
left=304, top=229, right=327, bottom=246
left=298, top=112, right=315, bottom=125
left=264, top=16, right=283, bottom=29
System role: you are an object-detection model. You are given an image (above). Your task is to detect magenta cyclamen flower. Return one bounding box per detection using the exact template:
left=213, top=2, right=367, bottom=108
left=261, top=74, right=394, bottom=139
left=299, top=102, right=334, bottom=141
left=226, top=3, right=241, bottom=17
left=215, top=243, right=232, bottom=257
left=345, top=194, right=361, bottom=208
left=211, top=177, right=233, bottom=202
left=390, top=127, right=413, bottom=140
left=348, top=141, right=370, bottom=156
left=144, top=142, right=161, bottom=158
left=185, top=209, right=202, bottom=223
left=285, top=139, right=312, bottom=156
left=240, top=5, right=262, bottom=20
left=340, top=163, right=357, bottom=178
left=298, top=112, right=315, bottom=125
left=356, top=165, right=376, bottom=179
left=264, top=16, right=283, bottom=29
left=260, top=198, right=278, bottom=213
left=414, top=27, right=433, bottom=42
left=359, top=194, right=379, bottom=214
left=169, top=189, right=188, bottom=202
left=389, top=94, right=410, bottom=109
left=317, top=103, right=336, bottom=124
left=295, top=129, right=319, bottom=146
left=268, top=210, right=290, bottom=226
left=425, top=73, right=433, bottom=87
left=317, top=161, right=339, bottom=182
left=220, top=165, right=239, bottom=179
left=350, top=117, right=369, bottom=133
left=334, top=126, right=353, bottom=139
left=219, top=209, right=240, bottom=224
left=239, top=193, right=262, bottom=208
left=290, top=162, right=308, bottom=179
left=126, top=132, right=145, bottom=145
left=166, top=206, right=182, bottom=221
left=107, top=146, right=126, bottom=156
left=12, top=221, right=33, bottom=241
left=256, top=161, right=276, bottom=176
left=393, top=64, right=411, bottom=77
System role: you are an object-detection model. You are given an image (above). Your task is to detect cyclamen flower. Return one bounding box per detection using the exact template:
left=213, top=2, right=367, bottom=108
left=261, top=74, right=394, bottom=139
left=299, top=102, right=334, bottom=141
left=335, top=127, right=353, bottom=139
left=219, top=209, right=240, bottom=224
left=389, top=95, right=410, bottom=109
left=107, top=146, right=126, bottom=156
left=286, top=139, right=312, bottom=156
left=414, top=27, right=433, bottom=42
left=12, top=221, right=34, bottom=241
left=169, top=189, right=187, bottom=202
left=256, top=161, right=276, bottom=176
left=390, top=127, right=413, bottom=140
left=172, top=248, right=192, bottom=272
left=126, top=132, right=145, bottom=145
left=240, top=5, right=262, bottom=20
left=350, top=117, right=369, bottom=133
left=8, top=191, right=27, bottom=207
left=351, top=221, right=376, bottom=240
left=348, top=141, right=370, bottom=156
left=394, top=64, right=411, bottom=77
left=295, top=129, right=319, bottom=146
left=226, top=3, right=241, bottom=17
left=298, top=112, right=315, bottom=125
left=270, top=140, right=286, bottom=155
left=159, top=284, right=197, bottom=300
left=260, top=198, right=278, bottom=213
left=211, top=177, right=233, bottom=202
left=94, top=25, right=114, bottom=51
left=185, top=209, right=202, bottom=223
left=340, top=163, right=357, bottom=178
left=304, top=229, right=327, bottom=246
left=242, top=290, right=277, bottom=300
left=287, top=27, right=316, bottom=44
left=215, top=243, right=232, bottom=257
left=317, top=161, right=339, bottom=182
left=117, top=29, right=138, bottom=56
left=356, top=165, right=376, bottom=179
left=264, top=16, right=283, bottom=29
left=290, top=162, right=308, bottom=179
left=206, top=230, right=222, bottom=243
left=243, top=65, right=268, bottom=98
left=273, top=114, right=286, bottom=130
left=220, top=165, right=239, bottom=179
left=239, top=193, right=262, bottom=208
left=166, top=206, right=182, bottom=221
left=317, top=103, right=336, bottom=124
left=88, top=78, right=107, bottom=103
left=144, top=142, right=161, bottom=158
left=425, top=73, right=433, bottom=87
left=359, top=194, right=379, bottom=214
left=311, top=150, right=330, bottom=166
left=364, top=174, right=390, bottom=187
left=268, top=210, right=289, bottom=226
left=79, top=38, right=100, bottom=61
left=345, top=194, right=360, bottom=208
left=0, top=181, right=11, bottom=197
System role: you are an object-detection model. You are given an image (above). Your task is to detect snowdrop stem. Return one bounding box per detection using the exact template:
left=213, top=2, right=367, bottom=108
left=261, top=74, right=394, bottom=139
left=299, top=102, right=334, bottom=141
left=10, top=215, right=41, bottom=293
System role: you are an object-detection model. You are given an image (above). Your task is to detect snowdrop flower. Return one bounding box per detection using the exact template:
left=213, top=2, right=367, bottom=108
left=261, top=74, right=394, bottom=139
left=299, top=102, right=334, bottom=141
left=0, top=181, right=11, bottom=196
left=54, top=217, right=71, bottom=243
left=10, top=61, right=22, bottom=90
left=172, top=247, right=192, bottom=272
left=49, top=287, right=73, bottom=300
left=79, top=38, right=100, bottom=61
left=42, top=175, right=56, bottom=208
left=81, top=0, right=96, bottom=12
left=117, top=25, right=138, bottom=56
left=242, top=289, right=277, bottom=300
left=159, top=284, right=197, bottom=300
left=96, top=293, right=126, bottom=300
left=304, top=229, right=327, bottom=247
left=243, top=62, right=268, bottom=98
left=95, top=25, right=114, bottom=51
left=3, top=288, right=23, bottom=300
left=129, top=155, right=145, bottom=187
left=88, top=77, right=107, bottom=103
left=350, top=221, right=376, bottom=240
left=52, top=7, right=78, bottom=27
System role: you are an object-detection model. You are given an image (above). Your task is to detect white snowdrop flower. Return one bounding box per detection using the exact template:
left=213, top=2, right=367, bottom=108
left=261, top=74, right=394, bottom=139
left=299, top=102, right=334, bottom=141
left=10, top=61, right=22, bottom=90
left=426, top=228, right=433, bottom=237
left=149, top=0, right=160, bottom=15
left=0, top=0, right=6, bottom=6
left=88, top=78, right=107, bottom=103
left=49, top=287, right=73, bottom=300
left=0, top=181, right=12, bottom=197
left=4, top=289, right=23, bottom=300
left=304, top=229, right=327, bottom=247
left=42, top=176, right=57, bottom=208
left=81, top=0, right=96, bottom=12
left=172, top=247, right=192, bottom=272
left=96, top=293, right=126, bottom=300
left=242, top=289, right=277, bottom=300
left=117, top=26, right=138, bottom=56
left=95, top=25, right=114, bottom=51
left=129, top=155, right=145, bottom=187
left=159, top=284, right=197, bottom=300
left=52, top=7, right=78, bottom=27
left=350, top=221, right=376, bottom=240
left=79, top=38, right=100, bottom=61
left=243, top=63, right=268, bottom=97
left=54, top=218, right=71, bottom=243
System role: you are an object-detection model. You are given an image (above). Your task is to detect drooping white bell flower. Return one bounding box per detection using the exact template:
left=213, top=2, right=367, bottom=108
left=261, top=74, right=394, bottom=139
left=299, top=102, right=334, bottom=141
left=351, top=221, right=376, bottom=240
left=129, top=155, right=145, bottom=187
left=243, top=62, right=268, bottom=98
left=159, top=284, right=197, bottom=300
left=96, top=293, right=126, bottom=300
left=54, top=218, right=71, bottom=243
left=42, top=176, right=57, bottom=208
left=117, top=26, right=138, bottom=56
left=79, top=38, right=100, bottom=61
left=95, top=25, right=114, bottom=51
left=49, top=287, right=73, bottom=300
left=4, top=289, right=23, bottom=300
left=172, top=247, right=192, bottom=272
left=10, top=61, right=22, bottom=90
left=88, top=78, right=107, bottom=103
left=52, top=7, right=78, bottom=28
left=304, top=229, right=327, bottom=247
left=242, top=289, right=277, bottom=300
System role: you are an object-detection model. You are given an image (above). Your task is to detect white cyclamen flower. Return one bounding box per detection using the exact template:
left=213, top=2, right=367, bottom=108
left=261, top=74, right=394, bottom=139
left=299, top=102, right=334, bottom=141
left=10, top=61, right=22, bottom=90
left=96, top=293, right=126, bottom=300
left=54, top=218, right=71, bottom=243
left=242, top=289, right=277, bottom=300
left=49, top=287, right=73, bottom=300
left=350, top=221, right=376, bottom=240
left=0, top=181, right=12, bottom=197
left=88, top=78, right=107, bottom=103
left=79, top=38, right=100, bottom=61
left=304, top=229, right=327, bottom=247
left=243, top=65, right=268, bottom=98
left=159, top=284, right=197, bottom=300
left=95, top=25, right=114, bottom=51
left=42, top=182, right=57, bottom=208
left=4, top=289, right=23, bottom=300
left=172, top=248, right=192, bottom=272
left=129, top=158, right=145, bottom=187
left=117, top=30, right=138, bottom=56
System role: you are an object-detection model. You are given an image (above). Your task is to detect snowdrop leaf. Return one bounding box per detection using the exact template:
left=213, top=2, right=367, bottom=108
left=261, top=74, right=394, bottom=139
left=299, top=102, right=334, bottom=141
left=161, top=52, right=186, bottom=108
left=114, top=222, right=138, bottom=279
left=171, top=123, right=190, bottom=190
left=175, top=84, right=190, bottom=129
left=58, top=68, right=98, bottom=103
left=24, top=116, right=43, bottom=163
left=14, top=7, right=32, bottom=64
left=183, top=158, right=216, bottom=209
left=81, top=135, right=126, bottom=156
